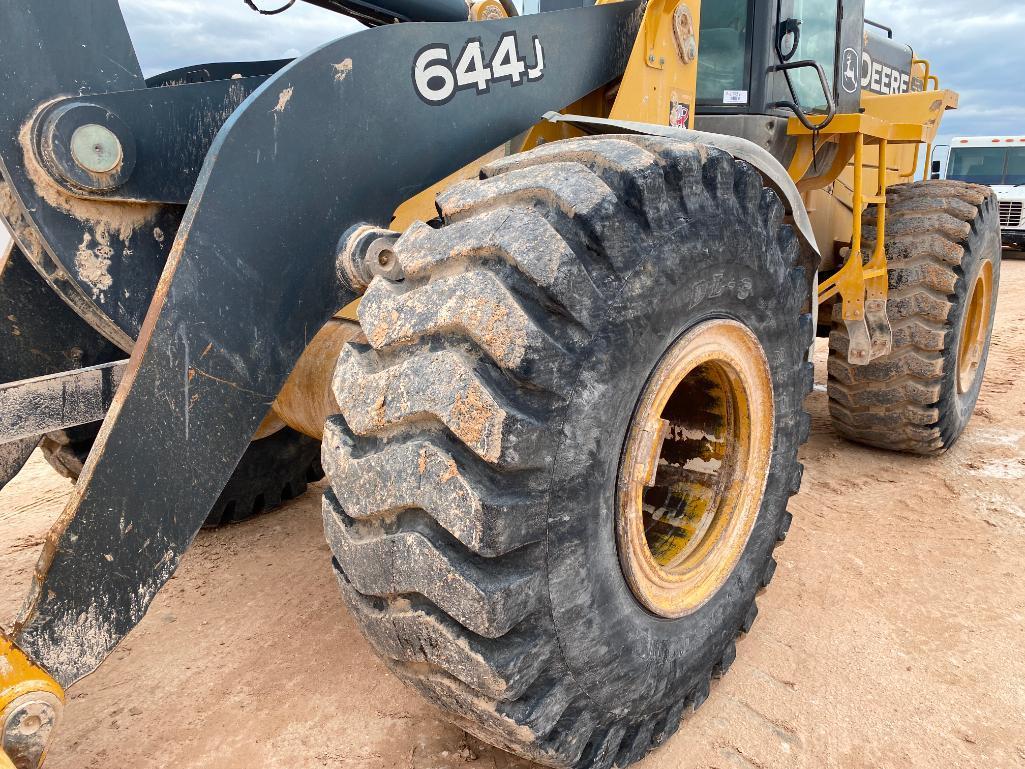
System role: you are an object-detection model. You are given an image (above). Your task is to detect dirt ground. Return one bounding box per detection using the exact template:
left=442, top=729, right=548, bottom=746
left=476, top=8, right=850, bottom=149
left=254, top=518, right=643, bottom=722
left=2, top=260, right=1024, bottom=769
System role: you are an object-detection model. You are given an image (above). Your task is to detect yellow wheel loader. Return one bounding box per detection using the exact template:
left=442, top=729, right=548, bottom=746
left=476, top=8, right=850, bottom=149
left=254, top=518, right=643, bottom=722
left=0, top=0, right=999, bottom=766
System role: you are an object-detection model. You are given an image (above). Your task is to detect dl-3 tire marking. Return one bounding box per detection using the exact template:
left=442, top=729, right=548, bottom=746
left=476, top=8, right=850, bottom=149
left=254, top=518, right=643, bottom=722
left=413, top=31, right=545, bottom=105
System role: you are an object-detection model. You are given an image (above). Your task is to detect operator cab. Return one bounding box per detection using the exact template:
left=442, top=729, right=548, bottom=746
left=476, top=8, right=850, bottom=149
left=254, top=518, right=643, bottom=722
left=693, top=1, right=920, bottom=155
left=526, top=0, right=921, bottom=159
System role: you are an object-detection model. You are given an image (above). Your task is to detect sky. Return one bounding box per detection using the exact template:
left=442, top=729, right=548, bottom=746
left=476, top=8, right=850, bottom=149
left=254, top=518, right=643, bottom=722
left=2, top=0, right=1020, bottom=251
left=115, top=0, right=1022, bottom=146
left=862, top=1, right=1025, bottom=147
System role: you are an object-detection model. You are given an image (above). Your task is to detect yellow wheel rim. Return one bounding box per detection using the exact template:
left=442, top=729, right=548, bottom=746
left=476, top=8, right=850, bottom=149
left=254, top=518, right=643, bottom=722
left=957, top=261, right=994, bottom=395
left=616, top=320, right=775, bottom=619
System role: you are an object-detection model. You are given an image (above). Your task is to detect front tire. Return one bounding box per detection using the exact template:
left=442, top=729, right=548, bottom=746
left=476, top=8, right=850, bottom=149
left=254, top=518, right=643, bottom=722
left=323, top=136, right=814, bottom=767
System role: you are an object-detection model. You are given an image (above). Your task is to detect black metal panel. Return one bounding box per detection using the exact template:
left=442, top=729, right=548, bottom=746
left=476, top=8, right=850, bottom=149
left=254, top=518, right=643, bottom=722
left=13, top=1, right=643, bottom=686
left=0, top=438, right=36, bottom=490
left=147, top=60, right=292, bottom=87
left=39, top=77, right=272, bottom=205
left=0, top=241, right=121, bottom=489
left=0, top=361, right=126, bottom=444
left=0, top=1, right=180, bottom=351
left=0, top=244, right=121, bottom=382
left=863, top=31, right=918, bottom=95
left=836, top=0, right=865, bottom=112
left=303, top=0, right=469, bottom=25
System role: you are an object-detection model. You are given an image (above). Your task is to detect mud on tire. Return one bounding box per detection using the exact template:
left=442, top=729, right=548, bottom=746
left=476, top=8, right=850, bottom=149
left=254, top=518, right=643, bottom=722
left=41, top=424, right=324, bottom=527
left=323, top=136, right=815, bottom=768
left=828, top=180, right=1001, bottom=454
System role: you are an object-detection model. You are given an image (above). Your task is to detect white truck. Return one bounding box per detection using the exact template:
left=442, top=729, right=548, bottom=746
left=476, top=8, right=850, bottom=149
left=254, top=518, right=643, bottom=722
left=937, top=136, right=1025, bottom=251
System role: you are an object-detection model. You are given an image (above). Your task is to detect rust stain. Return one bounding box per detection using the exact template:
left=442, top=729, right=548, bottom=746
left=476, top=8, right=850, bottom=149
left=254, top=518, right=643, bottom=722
left=273, top=87, right=294, bottom=114
left=439, top=457, right=459, bottom=483
left=191, top=366, right=271, bottom=398
left=334, top=59, right=353, bottom=82
left=75, top=231, right=114, bottom=297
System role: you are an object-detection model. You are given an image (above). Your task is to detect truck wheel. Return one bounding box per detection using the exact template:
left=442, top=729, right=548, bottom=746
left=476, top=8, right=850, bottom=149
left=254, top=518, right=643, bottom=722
left=323, top=136, right=814, bottom=768
left=40, top=424, right=323, bottom=527
left=828, top=181, right=1000, bottom=454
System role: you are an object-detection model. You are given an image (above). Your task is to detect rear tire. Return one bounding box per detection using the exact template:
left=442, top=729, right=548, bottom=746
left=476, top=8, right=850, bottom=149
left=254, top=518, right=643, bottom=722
left=323, top=136, right=814, bottom=767
left=828, top=181, right=1001, bottom=454
left=41, top=424, right=324, bottom=527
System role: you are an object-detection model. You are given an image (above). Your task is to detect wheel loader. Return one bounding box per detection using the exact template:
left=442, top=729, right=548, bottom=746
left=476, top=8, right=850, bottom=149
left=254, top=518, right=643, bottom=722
left=0, top=0, right=1000, bottom=766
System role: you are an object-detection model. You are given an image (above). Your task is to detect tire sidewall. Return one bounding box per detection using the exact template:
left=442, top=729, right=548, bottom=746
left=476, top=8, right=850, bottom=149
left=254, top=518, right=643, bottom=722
left=942, top=197, right=1002, bottom=444
left=544, top=203, right=807, bottom=717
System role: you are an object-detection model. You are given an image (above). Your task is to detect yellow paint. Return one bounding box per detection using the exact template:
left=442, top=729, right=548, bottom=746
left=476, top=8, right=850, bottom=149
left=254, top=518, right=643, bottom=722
left=608, top=0, right=701, bottom=128
left=784, top=82, right=959, bottom=333
left=616, top=320, right=773, bottom=618
left=390, top=144, right=510, bottom=232
left=957, top=260, right=994, bottom=394
left=0, top=634, right=63, bottom=718
left=0, top=632, right=64, bottom=768
left=469, top=0, right=507, bottom=20
left=816, top=134, right=889, bottom=324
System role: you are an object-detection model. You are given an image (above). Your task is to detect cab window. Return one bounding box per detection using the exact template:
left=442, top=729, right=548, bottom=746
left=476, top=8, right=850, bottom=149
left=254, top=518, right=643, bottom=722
left=782, top=0, right=839, bottom=112
left=697, top=0, right=751, bottom=106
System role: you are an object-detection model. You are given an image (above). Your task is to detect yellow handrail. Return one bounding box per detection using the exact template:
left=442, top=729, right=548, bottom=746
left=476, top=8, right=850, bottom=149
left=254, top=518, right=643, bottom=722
left=911, top=58, right=940, bottom=180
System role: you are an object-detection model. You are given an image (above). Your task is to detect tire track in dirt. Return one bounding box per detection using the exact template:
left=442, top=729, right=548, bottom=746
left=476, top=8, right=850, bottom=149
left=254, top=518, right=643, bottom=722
left=1, top=262, right=1023, bottom=769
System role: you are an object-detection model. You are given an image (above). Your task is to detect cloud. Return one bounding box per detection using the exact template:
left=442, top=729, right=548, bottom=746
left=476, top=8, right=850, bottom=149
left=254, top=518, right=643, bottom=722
left=865, top=1, right=1025, bottom=143
left=119, top=0, right=363, bottom=77
left=2, top=5, right=1019, bottom=303
left=118, top=1, right=1019, bottom=143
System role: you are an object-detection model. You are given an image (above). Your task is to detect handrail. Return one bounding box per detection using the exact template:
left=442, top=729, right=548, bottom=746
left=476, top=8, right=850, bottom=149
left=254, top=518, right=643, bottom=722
left=911, top=58, right=940, bottom=180
left=865, top=19, right=894, bottom=38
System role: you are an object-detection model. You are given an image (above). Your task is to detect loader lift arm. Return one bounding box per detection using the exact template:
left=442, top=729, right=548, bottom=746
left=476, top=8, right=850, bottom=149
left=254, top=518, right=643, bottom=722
left=0, top=2, right=643, bottom=764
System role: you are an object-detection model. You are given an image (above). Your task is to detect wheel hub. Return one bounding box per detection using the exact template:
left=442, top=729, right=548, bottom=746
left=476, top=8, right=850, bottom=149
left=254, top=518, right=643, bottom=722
left=957, top=261, right=994, bottom=395
left=617, top=319, right=774, bottom=618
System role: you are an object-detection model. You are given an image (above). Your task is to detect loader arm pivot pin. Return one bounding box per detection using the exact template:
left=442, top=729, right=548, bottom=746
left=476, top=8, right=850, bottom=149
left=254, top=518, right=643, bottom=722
left=0, top=634, right=63, bottom=769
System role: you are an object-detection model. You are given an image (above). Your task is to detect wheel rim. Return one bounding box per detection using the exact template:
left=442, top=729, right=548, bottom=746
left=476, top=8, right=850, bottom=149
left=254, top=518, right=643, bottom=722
left=957, top=261, right=994, bottom=395
left=617, top=319, right=775, bottom=619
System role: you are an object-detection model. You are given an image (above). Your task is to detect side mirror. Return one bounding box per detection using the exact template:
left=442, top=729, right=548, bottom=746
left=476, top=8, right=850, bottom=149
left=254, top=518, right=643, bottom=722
left=930, top=160, right=942, bottom=180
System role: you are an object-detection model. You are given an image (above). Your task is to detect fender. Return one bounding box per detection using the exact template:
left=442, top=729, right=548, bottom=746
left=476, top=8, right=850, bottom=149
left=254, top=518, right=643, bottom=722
left=544, top=112, right=823, bottom=260
left=6, top=1, right=644, bottom=687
